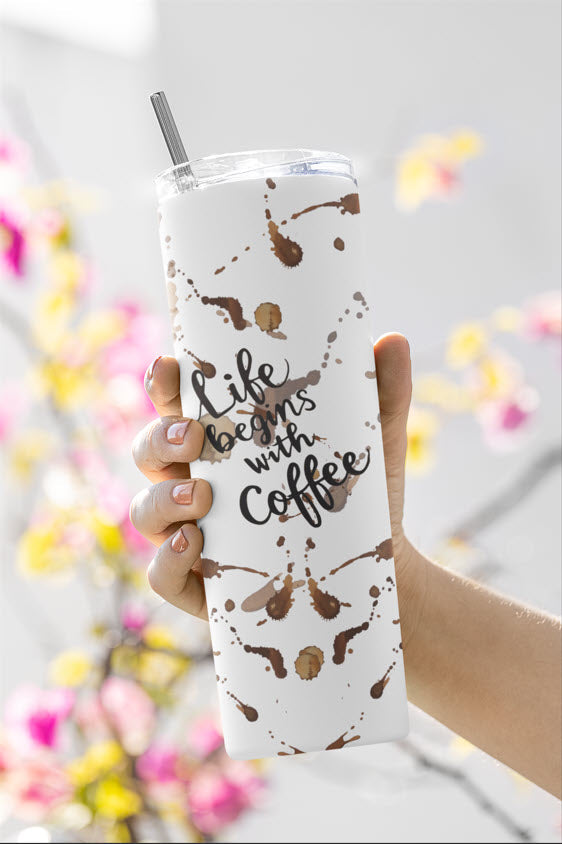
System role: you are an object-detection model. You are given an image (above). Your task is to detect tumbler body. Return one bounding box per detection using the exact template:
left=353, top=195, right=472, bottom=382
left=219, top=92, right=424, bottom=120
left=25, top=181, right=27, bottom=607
left=156, top=150, right=408, bottom=759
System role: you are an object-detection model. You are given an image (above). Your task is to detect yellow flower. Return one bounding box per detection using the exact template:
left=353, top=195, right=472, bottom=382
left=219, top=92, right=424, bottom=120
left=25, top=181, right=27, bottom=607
left=48, top=249, right=86, bottom=293
left=446, top=322, right=487, bottom=368
left=142, top=624, right=177, bottom=650
left=93, top=776, right=141, bottom=820
left=446, top=130, right=483, bottom=162
left=105, top=823, right=131, bottom=843
left=67, top=741, right=124, bottom=787
left=32, top=288, right=75, bottom=353
left=473, top=353, right=519, bottom=401
left=50, top=650, right=93, bottom=687
left=18, top=517, right=76, bottom=577
left=88, top=512, right=124, bottom=555
left=414, top=373, right=472, bottom=412
left=396, top=152, right=437, bottom=210
left=406, top=407, right=439, bottom=475
left=491, top=306, right=522, bottom=333
left=77, top=310, right=126, bottom=354
left=33, top=358, right=98, bottom=409
left=9, top=429, right=53, bottom=481
left=138, top=650, right=189, bottom=688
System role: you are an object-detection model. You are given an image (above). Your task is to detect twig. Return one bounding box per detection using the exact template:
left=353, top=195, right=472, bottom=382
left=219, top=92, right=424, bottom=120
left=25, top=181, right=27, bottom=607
left=449, top=444, right=562, bottom=542
left=398, top=739, right=533, bottom=842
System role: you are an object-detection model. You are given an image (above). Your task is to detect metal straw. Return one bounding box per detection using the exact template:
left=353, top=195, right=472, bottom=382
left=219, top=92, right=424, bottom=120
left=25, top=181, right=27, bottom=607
left=150, top=91, right=189, bottom=166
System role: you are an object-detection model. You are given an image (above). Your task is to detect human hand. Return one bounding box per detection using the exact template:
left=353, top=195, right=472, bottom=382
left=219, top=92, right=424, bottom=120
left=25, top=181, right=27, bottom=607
left=130, top=334, right=421, bottom=632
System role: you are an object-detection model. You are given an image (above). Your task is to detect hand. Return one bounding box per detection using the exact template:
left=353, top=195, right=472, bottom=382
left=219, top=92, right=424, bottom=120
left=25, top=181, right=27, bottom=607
left=130, top=334, right=420, bottom=631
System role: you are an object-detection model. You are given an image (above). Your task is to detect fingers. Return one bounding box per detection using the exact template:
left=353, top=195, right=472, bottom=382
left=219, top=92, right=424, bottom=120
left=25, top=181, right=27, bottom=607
left=130, top=478, right=213, bottom=544
left=132, top=416, right=205, bottom=483
left=373, top=333, right=412, bottom=534
left=147, top=522, right=208, bottom=620
left=145, top=355, right=182, bottom=418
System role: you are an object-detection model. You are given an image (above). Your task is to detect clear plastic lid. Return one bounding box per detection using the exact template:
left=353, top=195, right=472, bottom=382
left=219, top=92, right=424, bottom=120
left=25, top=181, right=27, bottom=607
left=155, top=148, right=356, bottom=201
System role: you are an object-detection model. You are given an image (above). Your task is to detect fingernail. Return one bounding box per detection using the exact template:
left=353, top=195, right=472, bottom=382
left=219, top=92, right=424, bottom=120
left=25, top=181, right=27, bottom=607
left=172, top=481, right=195, bottom=505
left=167, top=420, right=191, bottom=444
left=171, top=526, right=189, bottom=553
left=145, top=356, right=163, bottom=384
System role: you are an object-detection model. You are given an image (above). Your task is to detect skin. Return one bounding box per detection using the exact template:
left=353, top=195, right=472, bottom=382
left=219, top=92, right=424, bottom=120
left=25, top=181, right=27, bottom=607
left=130, top=334, right=562, bottom=798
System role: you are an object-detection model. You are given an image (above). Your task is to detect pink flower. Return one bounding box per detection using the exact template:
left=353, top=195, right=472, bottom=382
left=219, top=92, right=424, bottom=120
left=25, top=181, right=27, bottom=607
left=100, top=677, right=155, bottom=754
left=0, top=207, right=26, bottom=277
left=121, top=600, right=148, bottom=633
left=188, top=765, right=263, bottom=835
left=137, top=742, right=180, bottom=783
left=0, top=134, right=30, bottom=171
left=121, top=515, right=153, bottom=558
left=5, top=756, right=71, bottom=821
left=0, top=381, right=28, bottom=442
left=525, top=291, right=562, bottom=342
left=477, top=387, right=539, bottom=451
left=187, top=717, right=224, bottom=759
left=4, top=686, right=74, bottom=753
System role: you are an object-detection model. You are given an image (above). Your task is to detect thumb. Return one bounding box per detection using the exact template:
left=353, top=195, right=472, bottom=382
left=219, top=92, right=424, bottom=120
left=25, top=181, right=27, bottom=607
left=373, top=333, right=412, bottom=536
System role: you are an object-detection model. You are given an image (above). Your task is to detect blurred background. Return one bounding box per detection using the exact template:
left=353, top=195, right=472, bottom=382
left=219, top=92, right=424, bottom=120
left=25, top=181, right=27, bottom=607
left=0, top=1, right=560, bottom=842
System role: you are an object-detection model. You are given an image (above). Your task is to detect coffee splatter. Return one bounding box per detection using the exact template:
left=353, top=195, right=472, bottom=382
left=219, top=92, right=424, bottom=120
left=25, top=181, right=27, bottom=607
left=266, top=575, right=297, bottom=620
left=369, top=585, right=381, bottom=599
left=167, top=281, right=180, bottom=340
left=332, top=622, right=369, bottom=664
left=241, top=577, right=279, bottom=612
left=375, top=538, right=394, bottom=561
left=199, top=413, right=236, bottom=463
left=266, top=178, right=276, bottom=190
left=278, top=745, right=304, bottom=756
left=201, top=558, right=270, bottom=579
left=330, top=548, right=378, bottom=576
left=214, top=266, right=225, bottom=275
left=333, top=237, right=345, bottom=251
left=167, top=259, right=176, bottom=278
left=370, top=663, right=396, bottom=699
left=294, top=645, right=324, bottom=680
left=308, top=578, right=344, bottom=620
left=227, top=691, right=258, bottom=722
left=327, top=330, right=337, bottom=343
left=224, top=599, right=235, bottom=612
left=267, top=219, right=303, bottom=267
left=186, top=351, right=216, bottom=379
left=254, top=302, right=286, bottom=338
left=243, top=644, right=287, bottom=678
left=277, top=536, right=285, bottom=547
left=325, top=730, right=361, bottom=751
left=365, top=369, right=376, bottom=380
left=291, top=193, right=360, bottom=221
left=200, top=295, right=252, bottom=331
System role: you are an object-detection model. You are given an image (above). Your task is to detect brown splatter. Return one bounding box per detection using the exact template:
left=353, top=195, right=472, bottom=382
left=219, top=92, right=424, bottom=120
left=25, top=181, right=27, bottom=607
left=255, top=302, right=283, bottom=333
left=266, top=575, right=296, bottom=620
left=306, top=537, right=316, bottom=550
left=201, top=558, right=270, bottom=579
left=241, top=577, right=279, bottom=612
left=327, top=330, right=337, bottom=343
left=330, top=549, right=377, bottom=576
left=187, top=351, right=216, bottom=379
left=277, top=536, right=285, bottom=547
left=333, top=622, right=369, bottom=664
left=267, top=219, right=303, bottom=267
left=375, top=538, right=394, bottom=561
left=200, top=295, right=252, bottom=330
left=266, top=178, right=276, bottom=190
left=369, top=585, right=381, bottom=598
left=243, top=644, right=287, bottom=678
left=333, top=237, right=345, bottom=251
left=294, top=646, right=324, bottom=680
left=227, top=691, right=258, bottom=722
left=291, top=193, right=360, bottom=221
left=278, top=745, right=304, bottom=756
left=325, top=730, right=361, bottom=751
left=308, top=579, right=342, bottom=620
left=370, top=663, right=396, bottom=699
left=167, top=259, right=176, bottom=278
left=214, top=266, right=225, bottom=275
left=224, top=599, right=235, bottom=612
left=166, top=281, right=180, bottom=340
left=365, top=369, right=376, bottom=379
left=199, top=413, right=236, bottom=463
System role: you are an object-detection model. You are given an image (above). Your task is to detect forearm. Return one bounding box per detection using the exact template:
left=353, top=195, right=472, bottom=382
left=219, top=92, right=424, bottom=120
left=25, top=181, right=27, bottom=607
left=398, top=540, right=562, bottom=797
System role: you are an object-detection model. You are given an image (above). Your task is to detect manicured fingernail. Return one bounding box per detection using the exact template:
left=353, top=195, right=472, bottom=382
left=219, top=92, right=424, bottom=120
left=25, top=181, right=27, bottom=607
left=172, top=481, right=195, bottom=505
left=145, top=356, right=163, bottom=384
left=171, top=527, right=189, bottom=553
left=167, top=420, right=191, bottom=444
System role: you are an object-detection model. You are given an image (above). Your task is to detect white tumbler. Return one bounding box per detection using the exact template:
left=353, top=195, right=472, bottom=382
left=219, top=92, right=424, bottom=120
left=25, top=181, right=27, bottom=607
left=155, top=149, right=408, bottom=759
